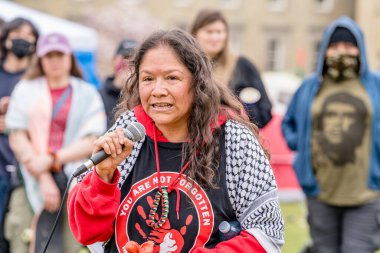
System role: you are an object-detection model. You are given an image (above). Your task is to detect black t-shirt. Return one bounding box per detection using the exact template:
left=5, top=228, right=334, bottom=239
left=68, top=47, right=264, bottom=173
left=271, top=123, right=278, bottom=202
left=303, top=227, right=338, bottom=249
left=105, top=128, right=236, bottom=253
left=0, top=64, right=25, bottom=175
left=0, top=65, right=24, bottom=99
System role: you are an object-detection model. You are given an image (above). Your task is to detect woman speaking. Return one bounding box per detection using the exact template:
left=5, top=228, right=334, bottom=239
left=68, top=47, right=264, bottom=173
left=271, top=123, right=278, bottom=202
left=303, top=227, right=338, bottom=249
left=68, top=29, right=284, bottom=253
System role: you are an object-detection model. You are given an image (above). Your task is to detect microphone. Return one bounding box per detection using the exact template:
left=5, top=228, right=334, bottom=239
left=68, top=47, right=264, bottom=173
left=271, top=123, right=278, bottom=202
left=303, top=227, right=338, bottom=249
left=72, top=122, right=146, bottom=177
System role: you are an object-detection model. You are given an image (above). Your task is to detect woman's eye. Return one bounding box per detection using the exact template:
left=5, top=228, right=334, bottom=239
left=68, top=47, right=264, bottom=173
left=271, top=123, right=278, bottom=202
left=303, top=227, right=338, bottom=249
left=142, top=77, right=153, bottom=82
left=167, top=76, right=178, bottom=81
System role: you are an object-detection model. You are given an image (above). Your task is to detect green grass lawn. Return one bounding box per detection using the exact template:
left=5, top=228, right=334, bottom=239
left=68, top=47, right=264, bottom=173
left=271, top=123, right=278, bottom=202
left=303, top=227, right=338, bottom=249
left=280, top=202, right=310, bottom=253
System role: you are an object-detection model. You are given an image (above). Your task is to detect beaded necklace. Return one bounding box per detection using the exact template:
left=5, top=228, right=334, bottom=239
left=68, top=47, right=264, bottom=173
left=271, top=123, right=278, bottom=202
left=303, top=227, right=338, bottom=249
left=146, top=126, right=191, bottom=229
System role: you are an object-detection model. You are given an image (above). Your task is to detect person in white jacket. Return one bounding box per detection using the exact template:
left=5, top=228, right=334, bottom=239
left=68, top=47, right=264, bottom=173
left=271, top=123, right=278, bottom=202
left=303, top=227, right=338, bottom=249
left=5, top=32, right=106, bottom=253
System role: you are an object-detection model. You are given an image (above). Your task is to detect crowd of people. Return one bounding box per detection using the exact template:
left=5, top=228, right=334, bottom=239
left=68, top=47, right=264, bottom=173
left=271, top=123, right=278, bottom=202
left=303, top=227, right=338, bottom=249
left=0, top=6, right=379, bottom=253
left=0, top=18, right=106, bottom=253
left=0, top=17, right=39, bottom=253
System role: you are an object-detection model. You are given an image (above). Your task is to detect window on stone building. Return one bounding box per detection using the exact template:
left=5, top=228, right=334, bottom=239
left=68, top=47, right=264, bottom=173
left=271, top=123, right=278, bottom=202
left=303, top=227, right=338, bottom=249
left=266, top=38, right=285, bottom=71
left=267, top=0, right=288, bottom=12
left=229, top=24, right=242, bottom=52
left=314, top=0, right=335, bottom=13
left=173, top=0, right=192, bottom=7
left=121, top=0, right=143, bottom=5
left=221, top=0, right=241, bottom=9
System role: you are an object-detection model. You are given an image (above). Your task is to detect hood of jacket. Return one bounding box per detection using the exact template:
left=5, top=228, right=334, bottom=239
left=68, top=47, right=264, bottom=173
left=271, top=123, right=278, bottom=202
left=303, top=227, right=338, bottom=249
left=315, top=16, right=369, bottom=78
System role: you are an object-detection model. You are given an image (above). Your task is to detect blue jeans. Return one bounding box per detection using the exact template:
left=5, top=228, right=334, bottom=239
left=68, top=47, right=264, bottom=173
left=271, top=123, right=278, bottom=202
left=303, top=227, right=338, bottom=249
left=0, top=172, right=11, bottom=253
left=0, top=173, right=11, bottom=226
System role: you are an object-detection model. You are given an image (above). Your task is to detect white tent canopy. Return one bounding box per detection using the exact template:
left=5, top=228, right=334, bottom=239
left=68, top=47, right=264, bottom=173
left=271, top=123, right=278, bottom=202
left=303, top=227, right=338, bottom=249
left=0, top=0, right=97, bottom=51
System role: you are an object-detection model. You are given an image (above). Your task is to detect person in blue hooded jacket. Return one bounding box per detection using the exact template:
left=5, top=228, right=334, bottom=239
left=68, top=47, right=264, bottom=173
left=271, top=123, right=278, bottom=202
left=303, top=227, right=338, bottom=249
left=282, top=16, right=380, bottom=253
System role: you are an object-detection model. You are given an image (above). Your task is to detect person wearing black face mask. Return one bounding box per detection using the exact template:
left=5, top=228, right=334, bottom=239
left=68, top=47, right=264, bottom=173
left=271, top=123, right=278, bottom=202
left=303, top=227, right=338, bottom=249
left=324, top=27, right=360, bottom=83
left=8, top=38, right=35, bottom=59
left=282, top=16, right=380, bottom=253
left=0, top=17, right=38, bottom=253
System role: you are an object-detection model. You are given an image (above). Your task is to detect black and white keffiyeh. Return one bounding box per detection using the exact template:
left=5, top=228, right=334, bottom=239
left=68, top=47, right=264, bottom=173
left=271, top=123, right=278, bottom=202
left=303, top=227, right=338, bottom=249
left=79, top=111, right=284, bottom=252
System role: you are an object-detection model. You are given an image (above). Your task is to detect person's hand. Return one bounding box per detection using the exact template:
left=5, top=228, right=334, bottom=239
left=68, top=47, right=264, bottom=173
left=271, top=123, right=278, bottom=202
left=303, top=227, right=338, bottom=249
left=0, top=115, right=6, bottom=133
left=24, top=154, right=53, bottom=178
left=124, top=240, right=154, bottom=253
left=39, top=173, right=61, bottom=213
left=159, top=233, right=178, bottom=253
left=94, top=128, right=134, bottom=183
left=0, top=96, right=10, bottom=114
left=0, top=97, right=10, bottom=133
left=150, top=229, right=183, bottom=253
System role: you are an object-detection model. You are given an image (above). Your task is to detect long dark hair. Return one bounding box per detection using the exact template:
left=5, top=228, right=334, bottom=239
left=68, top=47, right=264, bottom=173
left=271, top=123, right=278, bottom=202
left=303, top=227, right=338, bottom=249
left=190, top=9, right=229, bottom=61
left=190, top=9, right=229, bottom=49
left=0, top=17, right=39, bottom=63
left=116, top=29, right=259, bottom=188
left=190, top=9, right=238, bottom=87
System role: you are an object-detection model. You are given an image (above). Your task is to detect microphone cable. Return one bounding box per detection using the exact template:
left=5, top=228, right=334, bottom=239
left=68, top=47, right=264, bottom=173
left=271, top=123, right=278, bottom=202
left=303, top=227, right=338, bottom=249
left=41, top=174, right=75, bottom=253
left=41, top=122, right=145, bottom=252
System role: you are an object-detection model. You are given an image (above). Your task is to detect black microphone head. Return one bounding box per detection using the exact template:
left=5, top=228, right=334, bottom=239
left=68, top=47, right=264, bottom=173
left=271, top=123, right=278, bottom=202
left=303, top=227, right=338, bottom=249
left=124, top=122, right=146, bottom=142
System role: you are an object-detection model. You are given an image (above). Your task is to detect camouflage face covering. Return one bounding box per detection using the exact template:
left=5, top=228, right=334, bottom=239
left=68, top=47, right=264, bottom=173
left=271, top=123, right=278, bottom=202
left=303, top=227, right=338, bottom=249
left=325, top=54, right=359, bottom=82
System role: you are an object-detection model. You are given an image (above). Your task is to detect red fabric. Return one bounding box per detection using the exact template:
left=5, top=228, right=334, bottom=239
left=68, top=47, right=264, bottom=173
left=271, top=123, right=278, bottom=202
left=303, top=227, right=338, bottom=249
left=48, top=86, right=72, bottom=150
left=191, top=231, right=267, bottom=253
left=260, top=113, right=300, bottom=191
left=68, top=106, right=267, bottom=251
left=68, top=169, right=121, bottom=245
left=134, top=105, right=169, bottom=142
left=211, top=105, right=235, bottom=131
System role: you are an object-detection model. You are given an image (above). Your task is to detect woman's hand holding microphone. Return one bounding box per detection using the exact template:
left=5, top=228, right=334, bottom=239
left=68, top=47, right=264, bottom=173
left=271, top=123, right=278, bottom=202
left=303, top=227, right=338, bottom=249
left=92, top=128, right=135, bottom=183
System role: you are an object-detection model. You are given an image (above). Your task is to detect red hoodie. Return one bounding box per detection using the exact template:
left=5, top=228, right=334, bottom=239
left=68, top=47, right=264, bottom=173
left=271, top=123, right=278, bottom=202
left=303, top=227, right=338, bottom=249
left=68, top=105, right=267, bottom=252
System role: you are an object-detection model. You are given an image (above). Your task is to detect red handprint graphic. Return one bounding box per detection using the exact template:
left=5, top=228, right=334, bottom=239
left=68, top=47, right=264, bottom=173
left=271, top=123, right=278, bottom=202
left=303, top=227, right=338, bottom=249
left=116, top=173, right=214, bottom=253
left=135, top=195, right=193, bottom=253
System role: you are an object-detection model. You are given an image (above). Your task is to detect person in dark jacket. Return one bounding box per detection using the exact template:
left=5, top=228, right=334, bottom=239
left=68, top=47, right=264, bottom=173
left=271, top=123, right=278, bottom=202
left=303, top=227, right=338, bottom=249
left=0, top=18, right=5, bottom=34
left=190, top=9, right=272, bottom=128
left=282, top=16, right=380, bottom=253
left=0, top=17, right=39, bottom=253
left=100, top=39, right=138, bottom=129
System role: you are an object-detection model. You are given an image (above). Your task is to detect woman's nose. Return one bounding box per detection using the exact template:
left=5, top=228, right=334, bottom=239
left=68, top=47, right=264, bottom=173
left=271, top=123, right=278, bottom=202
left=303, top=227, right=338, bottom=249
left=151, top=79, right=168, bottom=97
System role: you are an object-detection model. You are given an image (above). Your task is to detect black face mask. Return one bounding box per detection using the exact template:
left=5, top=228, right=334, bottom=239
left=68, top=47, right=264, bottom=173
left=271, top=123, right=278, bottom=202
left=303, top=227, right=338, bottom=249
left=9, top=38, right=34, bottom=58
left=325, top=54, right=360, bottom=82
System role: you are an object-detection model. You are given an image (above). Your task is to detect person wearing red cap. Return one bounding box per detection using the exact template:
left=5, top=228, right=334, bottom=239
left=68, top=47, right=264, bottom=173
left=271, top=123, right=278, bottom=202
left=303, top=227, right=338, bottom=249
left=5, top=32, right=106, bottom=253
left=282, top=16, right=380, bottom=253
